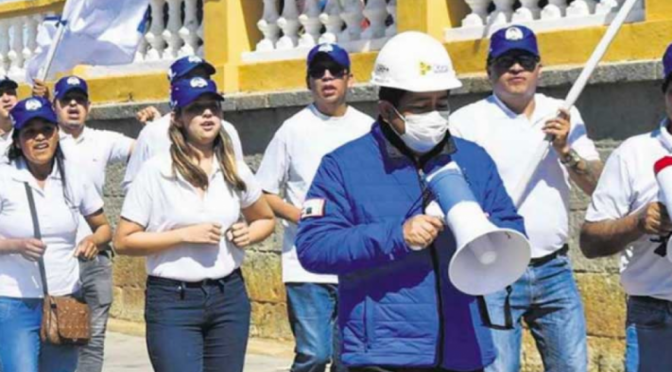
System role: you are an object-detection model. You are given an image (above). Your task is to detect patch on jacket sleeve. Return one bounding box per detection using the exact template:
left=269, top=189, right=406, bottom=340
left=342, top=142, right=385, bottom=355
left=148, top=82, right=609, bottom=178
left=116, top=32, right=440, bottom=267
left=301, top=199, right=326, bottom=219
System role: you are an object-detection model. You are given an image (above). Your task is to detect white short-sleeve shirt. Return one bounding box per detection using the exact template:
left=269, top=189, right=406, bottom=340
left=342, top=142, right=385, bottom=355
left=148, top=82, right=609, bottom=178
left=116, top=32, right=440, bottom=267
left=450, top=94, right=600, bottom=258
left=121, top=114, right=244, bottom=194
left=255, top=104, right=374, bottom=283
left=121, top=153, right=262, bottom=282
left=0, top=129, right=13, bottom=162
left=0, top=158, right=104, bottom=298
left=585, top=120, right=672, bottom=301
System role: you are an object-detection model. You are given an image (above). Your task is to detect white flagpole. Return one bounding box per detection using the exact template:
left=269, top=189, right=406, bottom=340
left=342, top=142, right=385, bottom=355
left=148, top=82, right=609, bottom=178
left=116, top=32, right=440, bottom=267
left=510, top=0, right=641, bottom=208
left=36, top=19, right=67, bottom=82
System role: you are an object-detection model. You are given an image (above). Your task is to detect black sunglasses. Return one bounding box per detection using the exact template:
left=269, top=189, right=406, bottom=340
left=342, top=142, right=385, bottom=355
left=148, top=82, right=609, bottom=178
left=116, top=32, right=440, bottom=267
left=184, top=101, right=222, bottom=116
left=308, top=66, right=348, bottom=80
left=492, top=54, right=540, bottom=72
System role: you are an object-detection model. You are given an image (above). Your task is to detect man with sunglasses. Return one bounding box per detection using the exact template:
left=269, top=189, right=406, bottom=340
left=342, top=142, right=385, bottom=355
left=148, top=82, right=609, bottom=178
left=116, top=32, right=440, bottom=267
left=256, top=43, right=373, bottom=372
left=121, top=55, right=244, bottom=194
left=0, top=76, right=19, bottom=160
left=450, top=25, right=603, bottom=372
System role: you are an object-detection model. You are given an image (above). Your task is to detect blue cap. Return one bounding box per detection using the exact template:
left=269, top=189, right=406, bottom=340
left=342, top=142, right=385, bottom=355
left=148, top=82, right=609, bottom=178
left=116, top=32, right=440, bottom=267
left=489, top=25, right=539, bottom=59
left=307, top=43, right=350, bottom=70
left=0, top=76, right=18, bottom=90
left=170, top=77, right=224, bottom=110
left=9, top=97, right=58, bottom=131
left=664, top=43, right=672, bottom=81
left=54, top=76, right=88, bottom=101
left=168, top=56, right=216, bottom=83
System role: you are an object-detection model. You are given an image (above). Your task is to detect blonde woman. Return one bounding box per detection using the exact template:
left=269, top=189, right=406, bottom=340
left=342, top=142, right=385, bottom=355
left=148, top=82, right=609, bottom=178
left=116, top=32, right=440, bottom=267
left=114, top=77, right=275, bottom=372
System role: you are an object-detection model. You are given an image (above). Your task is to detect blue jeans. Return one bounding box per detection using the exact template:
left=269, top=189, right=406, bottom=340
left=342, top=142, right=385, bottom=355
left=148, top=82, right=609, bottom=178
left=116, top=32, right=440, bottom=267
left=145, top=269, right=251, bottom=372
left=78, top=253, right=113, bottom=372
left=0, top=297, right=78, bottom=372
left=484, top=254, right=587, bottom=372
left=625, top=296, right=672, bottom=372
left=286, top=283, right=346, bottom=372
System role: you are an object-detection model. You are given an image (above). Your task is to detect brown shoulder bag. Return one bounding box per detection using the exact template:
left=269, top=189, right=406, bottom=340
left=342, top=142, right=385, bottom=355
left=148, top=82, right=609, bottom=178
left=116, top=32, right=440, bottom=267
left=25, top=183, right=91, bottom=346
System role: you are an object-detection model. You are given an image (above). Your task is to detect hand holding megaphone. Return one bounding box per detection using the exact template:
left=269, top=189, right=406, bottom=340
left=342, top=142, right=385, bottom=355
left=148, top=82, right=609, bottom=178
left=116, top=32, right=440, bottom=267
left=403, top=215, right=445, bottom=251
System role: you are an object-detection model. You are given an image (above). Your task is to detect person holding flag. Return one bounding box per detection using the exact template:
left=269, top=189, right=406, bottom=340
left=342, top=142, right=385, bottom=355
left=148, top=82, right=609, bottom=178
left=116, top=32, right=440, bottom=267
left=580, top=43, right=672, bottom=372
left=0, top=77, right=19, bottom=159
left=449, top=25, right=603, bottom=372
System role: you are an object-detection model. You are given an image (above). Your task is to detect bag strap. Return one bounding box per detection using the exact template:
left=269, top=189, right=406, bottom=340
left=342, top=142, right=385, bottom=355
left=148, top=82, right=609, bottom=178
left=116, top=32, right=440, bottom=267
left=24, top=182, right=49, bottom=297
left=477, top=285, right=514, bottom=330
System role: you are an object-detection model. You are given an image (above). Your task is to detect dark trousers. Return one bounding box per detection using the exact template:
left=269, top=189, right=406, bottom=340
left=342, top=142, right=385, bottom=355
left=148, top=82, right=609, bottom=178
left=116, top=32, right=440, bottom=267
left=144, top=269, right=251, bottom=372
left=350, top=367, right=484, bottom=372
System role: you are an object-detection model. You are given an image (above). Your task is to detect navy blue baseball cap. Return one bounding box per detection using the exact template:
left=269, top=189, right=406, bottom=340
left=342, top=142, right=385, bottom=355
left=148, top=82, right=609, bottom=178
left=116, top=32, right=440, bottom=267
left=307, top=43, right=350, bottom=70
left=10, top=97, right=58, bottom=131
left=54, top=76, right=88, bottom=101
left=489, top=25, right=539, bottom=59
left=168, top=56, right=216, bottom=83
left=170, top=77, right=224, bottom=110
left=0, top=76, right=18, bottom=90
left=664, top=43, right=672, bottom=83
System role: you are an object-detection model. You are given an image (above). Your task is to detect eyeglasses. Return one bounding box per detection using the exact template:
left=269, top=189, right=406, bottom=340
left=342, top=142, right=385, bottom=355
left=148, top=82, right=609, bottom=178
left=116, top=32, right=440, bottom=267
left=184, top=101, right=222, bottom=116
left=492, top=54, right=540, bottom=72
left=308, top=66, right=348, bottom=80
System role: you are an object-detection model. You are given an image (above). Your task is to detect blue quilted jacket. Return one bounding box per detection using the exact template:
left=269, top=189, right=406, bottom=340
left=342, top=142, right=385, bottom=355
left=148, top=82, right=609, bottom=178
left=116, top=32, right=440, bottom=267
left=296, top=121, right=525, bottom=370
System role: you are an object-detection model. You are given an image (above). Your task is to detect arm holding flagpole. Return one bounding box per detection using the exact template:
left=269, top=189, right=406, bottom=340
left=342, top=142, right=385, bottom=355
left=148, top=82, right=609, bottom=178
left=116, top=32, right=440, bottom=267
left=510, top=0, right=640, bottom=208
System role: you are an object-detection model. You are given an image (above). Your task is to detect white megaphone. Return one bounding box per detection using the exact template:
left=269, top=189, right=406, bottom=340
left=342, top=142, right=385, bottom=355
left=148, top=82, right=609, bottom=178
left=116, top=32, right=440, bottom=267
left=654, top=156, right=672, bottom=262
left=426, top=162, right=531, bottom=296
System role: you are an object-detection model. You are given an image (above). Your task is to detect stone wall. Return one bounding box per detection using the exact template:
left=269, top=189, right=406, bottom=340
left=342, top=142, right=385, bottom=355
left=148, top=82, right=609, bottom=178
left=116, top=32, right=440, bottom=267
left=92, top=60, right=666, bottom=371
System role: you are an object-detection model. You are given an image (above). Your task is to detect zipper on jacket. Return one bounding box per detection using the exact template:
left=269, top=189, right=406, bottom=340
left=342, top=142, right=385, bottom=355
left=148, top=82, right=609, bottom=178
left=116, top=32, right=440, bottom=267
left=416, top=166, right=445, bottom=368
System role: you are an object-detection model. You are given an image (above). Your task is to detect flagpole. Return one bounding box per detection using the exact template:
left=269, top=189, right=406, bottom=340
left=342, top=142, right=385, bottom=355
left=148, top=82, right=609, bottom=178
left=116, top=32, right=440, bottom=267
left=509, top=0, right=641, bottom=208
left=36, top=19, right=67, bottom=82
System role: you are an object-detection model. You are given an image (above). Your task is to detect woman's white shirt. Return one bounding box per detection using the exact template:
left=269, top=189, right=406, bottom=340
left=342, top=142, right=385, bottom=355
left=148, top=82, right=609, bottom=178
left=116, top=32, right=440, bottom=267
left=0, top=158, right=103, bottom=298
left=121, top=153, right=262, bottom=282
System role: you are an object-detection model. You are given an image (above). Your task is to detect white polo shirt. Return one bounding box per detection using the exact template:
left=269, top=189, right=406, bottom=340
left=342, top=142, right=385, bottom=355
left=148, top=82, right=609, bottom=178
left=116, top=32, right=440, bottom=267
left=0, top=158, right=104, bottom=298
left=121, top=114, right=244, bottom=194
left=0, top=129, right=12, bottom=162
left=121, top=153, right=262, bottom=282
left=450, top=94, right=600, bottom=258
left=256, top=104, right=373, bottom=283
left=585, top=120, right=672, bottom=301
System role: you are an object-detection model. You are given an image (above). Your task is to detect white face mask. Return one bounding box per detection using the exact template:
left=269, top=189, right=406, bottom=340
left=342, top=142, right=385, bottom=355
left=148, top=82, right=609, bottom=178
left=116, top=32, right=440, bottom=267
left=394, top=109, right=451, bottom=153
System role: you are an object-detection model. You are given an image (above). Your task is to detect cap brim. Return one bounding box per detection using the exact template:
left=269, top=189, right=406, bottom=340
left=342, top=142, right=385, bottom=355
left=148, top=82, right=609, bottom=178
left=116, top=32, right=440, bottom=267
left=0, top=80, right=18, bottom=90
left=56, top=86, right=88, bottom=100
left=489, top=46, right=539, bottom=59
left=177, top=91, right=225, bottom=110
left=15, top=113, right=58, bottom=131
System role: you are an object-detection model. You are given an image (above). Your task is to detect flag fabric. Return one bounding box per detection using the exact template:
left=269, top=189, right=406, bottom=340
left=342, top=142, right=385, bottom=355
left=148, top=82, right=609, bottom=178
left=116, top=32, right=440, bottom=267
left=26, top=0, right=150, bottom=81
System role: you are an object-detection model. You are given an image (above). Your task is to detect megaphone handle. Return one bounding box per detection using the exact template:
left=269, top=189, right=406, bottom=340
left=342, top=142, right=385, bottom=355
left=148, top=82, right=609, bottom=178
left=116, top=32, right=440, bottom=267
left=477, top=285, right=514, bottom=331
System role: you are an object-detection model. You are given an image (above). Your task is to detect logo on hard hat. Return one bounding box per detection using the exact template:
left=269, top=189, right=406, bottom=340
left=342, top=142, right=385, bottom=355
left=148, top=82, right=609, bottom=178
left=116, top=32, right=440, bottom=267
left=318, top=44, right=334, bottom=53
left=420, top=62, right=450, bottom=76
left=25, top=99, right=43, bottom=111
left=67, top=76, right=81, bottom=86
left=190, top=77, right=208, bottom=88
left=188, top=56, right=203, bottom=64
left=505, top=27, right=524, bottom=41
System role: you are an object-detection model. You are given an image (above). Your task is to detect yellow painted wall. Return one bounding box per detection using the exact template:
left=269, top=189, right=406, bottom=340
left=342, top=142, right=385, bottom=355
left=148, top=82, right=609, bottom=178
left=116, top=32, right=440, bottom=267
left=0, top=0, right=63, bottom=19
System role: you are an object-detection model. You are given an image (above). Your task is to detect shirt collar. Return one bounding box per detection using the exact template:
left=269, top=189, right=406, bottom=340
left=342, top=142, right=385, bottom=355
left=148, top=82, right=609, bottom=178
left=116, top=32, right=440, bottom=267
left=0, top=129, right=12, bottom=142
left=658, top=118, right=672, bottom=153
left=158, top=154, right=223, bottom=183
left=374, top=119, right=456, bottom=167
left=308, top=104, right=349, bottom=122
left=490, top=93, right=542, bottom=121
left=10, top=156, right=62, bottom=184
left=60, top=126, right=88, bottom=144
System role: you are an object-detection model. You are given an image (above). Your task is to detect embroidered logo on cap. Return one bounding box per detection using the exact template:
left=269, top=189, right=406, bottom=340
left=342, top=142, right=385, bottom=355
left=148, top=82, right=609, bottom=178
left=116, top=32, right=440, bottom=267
left=190, top=77, right=208, bottom=88
left=505, top=27, right=524, bottom=41
left=301, top=199, right=326, bottom=219
left=25, top=99, right=43, bottom=111
left=188, top=56, right=203, bottom=64
left=318, top=44, right=334, bottom=53
left=67, top=76, right=81, bottom=86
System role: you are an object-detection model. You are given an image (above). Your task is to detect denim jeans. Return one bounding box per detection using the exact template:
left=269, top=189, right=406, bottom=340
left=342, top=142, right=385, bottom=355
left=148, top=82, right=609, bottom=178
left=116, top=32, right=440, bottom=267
left=0, top=297, right=78, bottom=372
left=624, top=296, right=672, bottom=372
left=350, top=367, right=483, bottom=372
left=145, top=269, right=251, bottom=372
left=78, top=252, right=113, bottom=372
left=484, top=254, right=588, bottom=372
left=286, top=283, right=345, bottom=372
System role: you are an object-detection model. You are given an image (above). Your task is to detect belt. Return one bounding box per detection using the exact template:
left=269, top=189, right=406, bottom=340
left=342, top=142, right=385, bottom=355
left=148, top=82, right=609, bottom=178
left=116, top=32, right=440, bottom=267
left=529, top=244, right=568, bottom=267
left=147, top=269, right=241, bottom=288
left=629, top=295, right=672, bottom=305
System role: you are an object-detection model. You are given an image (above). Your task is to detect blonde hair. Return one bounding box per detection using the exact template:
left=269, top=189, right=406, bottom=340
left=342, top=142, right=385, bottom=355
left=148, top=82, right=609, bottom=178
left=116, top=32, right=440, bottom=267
left=169, top=112, right=246, bottom=192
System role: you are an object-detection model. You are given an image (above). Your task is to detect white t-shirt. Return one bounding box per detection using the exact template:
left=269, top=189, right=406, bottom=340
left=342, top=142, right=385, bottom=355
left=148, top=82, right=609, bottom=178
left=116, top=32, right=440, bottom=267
left=122, top=114, right=244, bottom=194
left=585, top=120, right=672, bottom=301
left=0, top=158, right=104, bottom=298
left=121, top=153, right=262, bottom=282
left=450, top=94, right=600, bottom=258
left=256, top=104, right=373, bottom=283
left=60, top=127, right=133, bottom=243
left=0, top=129, right=13, bottom=162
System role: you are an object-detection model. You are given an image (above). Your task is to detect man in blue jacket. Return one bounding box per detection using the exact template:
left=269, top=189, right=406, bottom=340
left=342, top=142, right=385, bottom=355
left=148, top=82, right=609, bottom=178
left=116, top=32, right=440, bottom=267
left=296, top=31, right=525, bottom=372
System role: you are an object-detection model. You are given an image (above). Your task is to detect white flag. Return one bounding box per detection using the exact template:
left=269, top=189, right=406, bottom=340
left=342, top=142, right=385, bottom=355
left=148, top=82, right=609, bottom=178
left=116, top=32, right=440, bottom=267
left=26, top=0, right=150, bottom=81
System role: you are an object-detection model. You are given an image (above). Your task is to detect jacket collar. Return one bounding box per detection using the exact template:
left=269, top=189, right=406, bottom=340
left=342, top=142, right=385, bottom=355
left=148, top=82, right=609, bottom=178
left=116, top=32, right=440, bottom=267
left=373, top=119, right=456, bottom=167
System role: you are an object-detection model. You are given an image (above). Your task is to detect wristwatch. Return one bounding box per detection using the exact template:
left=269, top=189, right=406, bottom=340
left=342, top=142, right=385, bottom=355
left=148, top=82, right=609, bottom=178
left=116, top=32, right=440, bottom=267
left=560, top=149, right=582, bottom=169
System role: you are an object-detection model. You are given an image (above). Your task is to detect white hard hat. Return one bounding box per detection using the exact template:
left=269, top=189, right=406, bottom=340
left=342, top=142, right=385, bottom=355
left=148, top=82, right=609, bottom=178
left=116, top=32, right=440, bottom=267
left=371, top=31, right=462, bottom=92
